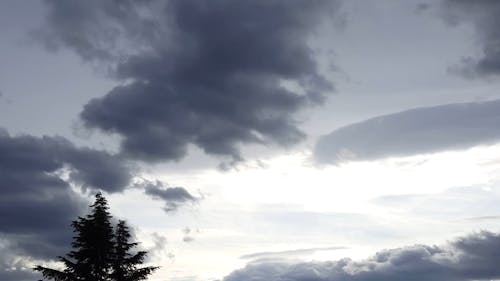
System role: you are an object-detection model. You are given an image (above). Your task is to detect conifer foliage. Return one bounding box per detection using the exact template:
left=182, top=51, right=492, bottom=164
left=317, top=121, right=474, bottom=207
left=112, top=220, right=158, bottom=281
left=34, top=192, right=159, bottom=281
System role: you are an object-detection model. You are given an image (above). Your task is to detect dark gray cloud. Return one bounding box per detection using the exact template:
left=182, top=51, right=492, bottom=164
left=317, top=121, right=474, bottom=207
left=42, top=0, right=336, bottom=163
left=0, top=128, right=135, bottom=279
left=0, top=171, right=82, bottom=279
left=64, top=147, right=133, bottom=193
left=225, top=231, right=500, bottom=281
left=139, top=180, right=197, bottom=212
left=0, top=128, right=132, bottom=192
left=0, top=270, right=36, bottom=281
left=315, top=99, right=500, bottom=164
left=441, top=0, right=500, bottom=77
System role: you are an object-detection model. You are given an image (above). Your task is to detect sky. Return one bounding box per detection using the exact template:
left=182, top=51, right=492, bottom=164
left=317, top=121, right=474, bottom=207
left=2, top=1, right=500, bottom=281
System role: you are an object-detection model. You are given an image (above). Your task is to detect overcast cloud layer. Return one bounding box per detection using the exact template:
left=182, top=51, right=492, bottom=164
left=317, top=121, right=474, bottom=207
left=225, top=231, right=500, bottom=281
left=42, top=0, right=336, bottom=163
left=315, top=99, right=500, bottom=164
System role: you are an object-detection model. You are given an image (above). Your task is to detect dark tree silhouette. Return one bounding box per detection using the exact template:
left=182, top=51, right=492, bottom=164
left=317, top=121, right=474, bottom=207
left=34, top=192, right=158, bottom=281
left=112, top=220, right=159, bottom=281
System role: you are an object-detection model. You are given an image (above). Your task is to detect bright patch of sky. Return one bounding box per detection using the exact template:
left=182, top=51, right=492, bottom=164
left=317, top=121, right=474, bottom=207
left=110, top=143, right=500, bottom=281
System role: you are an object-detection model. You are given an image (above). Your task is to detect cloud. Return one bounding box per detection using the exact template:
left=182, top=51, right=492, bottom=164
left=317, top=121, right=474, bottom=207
left=0, top=128, right=136, bottom=279
left=240, top=246, right=347, bottom=260
left=225, top=231, right=500, bottom=281
left=0, top=128, right=133, bottom=192
left=0, top=130, right=195, bottom=280
left=42, top=0, right=337, bottom=163
left=440, top=0, right=500, bottom=77
left=182, top=227, right=195, bottom=243
left=415, top=2, right=431, bottom=13
left=0, top=175, right=82, bottom=280
left=139, top=180, right=198, bottom=212
left=0, top=254, right=38, bottom=281
left=315, top=99, right=500, bottom=164
left=371, top=185, right=500, bottom=222
left=464, top=215, right=500, bottom=222
left=63, top=147, right=133, bottom=193
left=148, top=232, right=175, bottom=262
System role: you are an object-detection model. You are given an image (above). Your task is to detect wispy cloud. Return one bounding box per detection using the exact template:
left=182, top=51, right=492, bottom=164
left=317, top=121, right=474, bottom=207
left=240, top=246, right=348, bottom=260
left=463, top=215, right=500, bottom=222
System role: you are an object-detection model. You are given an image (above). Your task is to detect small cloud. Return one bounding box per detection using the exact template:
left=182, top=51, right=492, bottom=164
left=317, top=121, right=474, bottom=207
left=136, top=179, right=198, bottom=212
left=148, top=232, right=175, bottom=262
left=151, top=233, right=168, bottom=252
left=182, top=227, right=199, bottom=243
left=182, top=236, right=194, bottom=243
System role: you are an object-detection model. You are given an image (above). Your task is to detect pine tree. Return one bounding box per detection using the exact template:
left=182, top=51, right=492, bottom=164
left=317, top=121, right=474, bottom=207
left=111, top=220, right=159, bottom=281
left=34, top=192, right=158, bottom=281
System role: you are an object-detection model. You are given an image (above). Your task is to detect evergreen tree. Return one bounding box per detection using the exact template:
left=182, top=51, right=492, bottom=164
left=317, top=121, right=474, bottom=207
left=34, top=192, right=158, bottom=281
left=111, top=220, right=159, bottom=281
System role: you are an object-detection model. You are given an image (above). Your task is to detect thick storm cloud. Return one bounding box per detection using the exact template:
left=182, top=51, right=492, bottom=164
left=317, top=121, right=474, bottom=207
left=42, top=0, right=336, bottom=162
left=315, top=99, right=500, bottom=164
left=225, top=231, right=500, bottom=281
left=441, top=0, right=500, bottom=77
left=0, top=129, right=133, bottom=278
left=0, top=129, right=132, bottom=192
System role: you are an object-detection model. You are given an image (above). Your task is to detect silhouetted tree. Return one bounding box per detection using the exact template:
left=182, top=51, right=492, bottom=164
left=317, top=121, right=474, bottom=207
left=111, top=220, right=159, bottom=281
left=35, top=192, right=158, bottom=281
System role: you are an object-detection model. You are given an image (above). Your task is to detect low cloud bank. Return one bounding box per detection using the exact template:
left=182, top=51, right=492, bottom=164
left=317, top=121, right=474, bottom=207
left=225, top=231, right=500, bottom=281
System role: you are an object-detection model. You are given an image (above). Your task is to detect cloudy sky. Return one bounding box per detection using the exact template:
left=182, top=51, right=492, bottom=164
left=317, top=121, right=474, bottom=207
left=2, top=1, right=500, bottom=281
